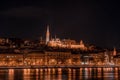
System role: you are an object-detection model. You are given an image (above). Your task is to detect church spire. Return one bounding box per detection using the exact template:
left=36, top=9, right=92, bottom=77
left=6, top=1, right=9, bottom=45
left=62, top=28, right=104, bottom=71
left=113, top=47, right=116, bottom=56
left=46, top=25, right=50, bottom=44
left=80, top=40, right=83, bottom=45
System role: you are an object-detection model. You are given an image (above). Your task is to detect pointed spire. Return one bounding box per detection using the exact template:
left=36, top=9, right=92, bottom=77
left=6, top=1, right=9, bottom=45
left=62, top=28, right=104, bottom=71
left=113, top=47, right=116, bottom=56
left=46, top=25, right=50, bottom=44
left=47, top=25, right=49, bottom=32
left=80, top=40, right=83, bottom=45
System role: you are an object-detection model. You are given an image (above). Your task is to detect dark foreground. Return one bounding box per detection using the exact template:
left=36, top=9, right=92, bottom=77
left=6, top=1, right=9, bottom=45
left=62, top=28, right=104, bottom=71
left=0, top=68, right=120, bottom=80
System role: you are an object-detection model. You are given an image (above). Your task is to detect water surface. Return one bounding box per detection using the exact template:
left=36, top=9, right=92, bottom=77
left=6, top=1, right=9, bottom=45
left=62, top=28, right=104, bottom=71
left=0, top=68, right=119, bottom=80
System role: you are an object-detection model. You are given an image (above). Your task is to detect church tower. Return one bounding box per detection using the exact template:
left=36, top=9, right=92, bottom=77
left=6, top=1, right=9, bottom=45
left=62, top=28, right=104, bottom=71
left=113, top=47, right=116, bottom=56
left=46, top=25, right=50, bottom=44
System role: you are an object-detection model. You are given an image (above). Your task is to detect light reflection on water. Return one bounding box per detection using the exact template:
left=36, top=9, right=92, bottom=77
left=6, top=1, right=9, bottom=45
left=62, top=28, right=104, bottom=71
left=0, top=68, right=119, bottom=80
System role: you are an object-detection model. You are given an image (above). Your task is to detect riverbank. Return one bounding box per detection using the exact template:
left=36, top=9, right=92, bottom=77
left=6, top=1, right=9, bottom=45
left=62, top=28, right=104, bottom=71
left=0, top=65, right=120, bottom=69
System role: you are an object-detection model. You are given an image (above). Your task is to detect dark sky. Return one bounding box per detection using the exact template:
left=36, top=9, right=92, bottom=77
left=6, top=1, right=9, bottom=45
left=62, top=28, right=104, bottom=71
left=0, top=0, right=120, bottom=48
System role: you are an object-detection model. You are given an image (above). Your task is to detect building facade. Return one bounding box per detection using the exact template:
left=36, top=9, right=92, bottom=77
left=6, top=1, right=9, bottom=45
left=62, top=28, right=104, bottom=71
left=0, top=48, right=118, bottom=67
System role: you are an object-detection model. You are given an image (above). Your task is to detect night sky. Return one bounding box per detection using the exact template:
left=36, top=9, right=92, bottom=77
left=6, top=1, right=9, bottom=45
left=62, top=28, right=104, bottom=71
left=0, top=1, right=119, bottom=48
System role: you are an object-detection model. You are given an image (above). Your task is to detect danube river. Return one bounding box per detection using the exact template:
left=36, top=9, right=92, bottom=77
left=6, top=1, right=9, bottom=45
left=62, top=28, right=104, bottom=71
left=0, top=68, right=120, bottom=80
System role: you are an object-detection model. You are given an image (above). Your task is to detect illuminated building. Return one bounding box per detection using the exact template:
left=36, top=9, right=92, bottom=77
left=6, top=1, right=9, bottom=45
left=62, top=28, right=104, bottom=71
left=0, top=51, right=80, bottom=66
left=46, top=26, right=87, bottom=50
left=0, top=53, right=23, bottom=66
left=48, top=38, right=87, bottom=50
left=0, top=46, right=119, bottom=67
left=44, top=51, right=80, bottom=65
